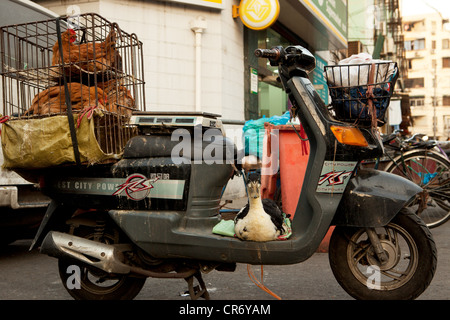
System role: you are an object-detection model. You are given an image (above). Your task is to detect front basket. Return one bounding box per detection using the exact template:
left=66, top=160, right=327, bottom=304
left=324, top=62, right=398, bottom=127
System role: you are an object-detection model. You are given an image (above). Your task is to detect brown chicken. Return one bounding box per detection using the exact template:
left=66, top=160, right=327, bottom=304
left=97, top=80, right=135, bottom=116
left=52, top=28, right=118, bottom=73
left=25, top=83, right=107, bottom=116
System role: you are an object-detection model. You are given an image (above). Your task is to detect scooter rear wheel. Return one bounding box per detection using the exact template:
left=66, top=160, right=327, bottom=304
left=58, top=258, right=146, bottom=300
left=329, top=208, right=437, bottom=300
left=57, top=223, right=146, bottom=300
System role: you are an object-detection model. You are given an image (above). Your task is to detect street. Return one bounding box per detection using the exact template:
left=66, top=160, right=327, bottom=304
left=0, top=218, right=448, bottom=301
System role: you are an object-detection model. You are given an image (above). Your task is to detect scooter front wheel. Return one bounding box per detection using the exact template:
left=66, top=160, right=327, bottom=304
left=329, top=208, right=437, bottom=300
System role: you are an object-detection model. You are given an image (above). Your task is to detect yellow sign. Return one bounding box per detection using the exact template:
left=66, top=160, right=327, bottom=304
left=233, top=0, right=280, bottom=30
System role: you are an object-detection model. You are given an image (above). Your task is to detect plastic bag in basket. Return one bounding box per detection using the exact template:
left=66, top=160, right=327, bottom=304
left=330, top=86, right=391, bottom=120
left=326, top=53, right=396, bottom=87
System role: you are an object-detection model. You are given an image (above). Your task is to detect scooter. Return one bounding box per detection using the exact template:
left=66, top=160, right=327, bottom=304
left=30, top=45, right=436, bottom=300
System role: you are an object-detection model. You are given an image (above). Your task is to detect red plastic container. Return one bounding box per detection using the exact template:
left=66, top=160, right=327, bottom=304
left=262, top=123, right=309, bottom=217
left=261, top=123, right=334, bottom=252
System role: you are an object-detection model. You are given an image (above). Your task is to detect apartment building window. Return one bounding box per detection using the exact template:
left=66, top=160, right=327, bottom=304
left=443, top=57, right=450, bottom=68
left=404, top=38, right=425, bottom=51
left=410, top=96, right=425, bottom=107
left=404, top=78, right=425, bottom=88
left=443, top=39, right=449, bottom=49
left=404, top=20, right=424, bottom=32
left=445, top=116, right=450, bottom=139
left=407, top=59, right=413, bottom=69
left=443, top=95, right=450, bottom=106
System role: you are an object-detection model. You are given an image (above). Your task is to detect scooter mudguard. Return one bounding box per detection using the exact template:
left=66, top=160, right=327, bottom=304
left=332, top=168, right=422, bottom=227
left=29, top=200, right=74, bottom=250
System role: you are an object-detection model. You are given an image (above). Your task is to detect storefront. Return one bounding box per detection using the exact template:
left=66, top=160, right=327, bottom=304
left=244, top=26, right=299, bottom=119
left=238, top=0, right=348, bottom=120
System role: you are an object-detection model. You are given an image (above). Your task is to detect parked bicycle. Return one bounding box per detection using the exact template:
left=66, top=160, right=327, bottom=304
left=386, top=132, right=449, bottom=160
left=364, top=131, right=450, bottom=228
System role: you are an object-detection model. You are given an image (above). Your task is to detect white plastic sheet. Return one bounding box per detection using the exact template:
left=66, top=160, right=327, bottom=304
left=326, top=53, right=396, bottom=87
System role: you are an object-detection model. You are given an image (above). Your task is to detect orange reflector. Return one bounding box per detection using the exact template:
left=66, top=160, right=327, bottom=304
left=330, top=126, right=368, bottom=147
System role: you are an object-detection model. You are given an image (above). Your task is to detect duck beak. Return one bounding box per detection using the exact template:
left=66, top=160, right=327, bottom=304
left=248, top=181, right=260, bottom=199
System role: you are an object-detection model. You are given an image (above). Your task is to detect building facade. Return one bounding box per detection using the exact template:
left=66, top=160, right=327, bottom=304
left=34, top=0, right=347, bottom=121
left=348, top=0, right=409, bottom=134
left=403, top=12, right=450, bottom=140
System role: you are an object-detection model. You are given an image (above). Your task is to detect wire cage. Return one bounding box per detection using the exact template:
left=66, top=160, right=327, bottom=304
left=0, top=13, right=145, bottom=163
left=324, top=62, right=398, bottom=127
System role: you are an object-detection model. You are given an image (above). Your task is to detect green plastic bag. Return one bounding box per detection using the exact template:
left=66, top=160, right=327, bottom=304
left=212, top=219, right=236, bottom=237
left=242, top=111, right=290, bottom=158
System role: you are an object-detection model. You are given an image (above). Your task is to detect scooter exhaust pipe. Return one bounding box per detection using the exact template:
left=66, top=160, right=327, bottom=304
left=40, top=231, right=132, bottom=274
left=40, top=231, right=213, bottom=280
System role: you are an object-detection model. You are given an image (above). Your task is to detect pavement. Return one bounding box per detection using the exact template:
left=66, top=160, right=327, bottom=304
left=0, top=208, right=448, bottom=302
left=0, top=193, right=447, bottom=303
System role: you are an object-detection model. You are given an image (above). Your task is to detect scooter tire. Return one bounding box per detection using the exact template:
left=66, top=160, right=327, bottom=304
left=58, top=258, right=146, bottom=300
left=329, top=208, right=437, bottom=300
left=55, top=218, right=147, bottom=300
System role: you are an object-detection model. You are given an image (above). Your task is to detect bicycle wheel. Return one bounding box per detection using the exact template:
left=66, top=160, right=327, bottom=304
left=384, top=149, right=450, bottom=228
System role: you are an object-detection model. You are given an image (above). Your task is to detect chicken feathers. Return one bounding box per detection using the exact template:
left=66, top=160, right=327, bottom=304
left=26, top=27, right=134, bottom=118
left=25, top=83, right=107, bottom=116
left=52, top=28, right=119, bottom=73
left=97, top=80, right=135, bottom=116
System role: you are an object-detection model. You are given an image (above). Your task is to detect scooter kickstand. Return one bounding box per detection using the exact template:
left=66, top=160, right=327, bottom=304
left=184, top=271, right=210, bottom=300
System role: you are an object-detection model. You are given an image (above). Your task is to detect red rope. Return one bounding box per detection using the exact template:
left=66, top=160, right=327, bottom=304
left=366, top=63, right=377, bottom=128
left=247, top=264, right=282, bottom=300
left=76, top=106, right=97, bottom=128
left=0, top=115, right=9, bottom=135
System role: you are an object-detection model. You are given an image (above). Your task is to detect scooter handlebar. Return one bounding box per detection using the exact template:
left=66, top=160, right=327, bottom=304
left=254, top=48, right=281, bottom=59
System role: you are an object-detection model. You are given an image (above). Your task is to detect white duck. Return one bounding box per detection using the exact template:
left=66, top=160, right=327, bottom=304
left=234, top=172, right=285, bottom=241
